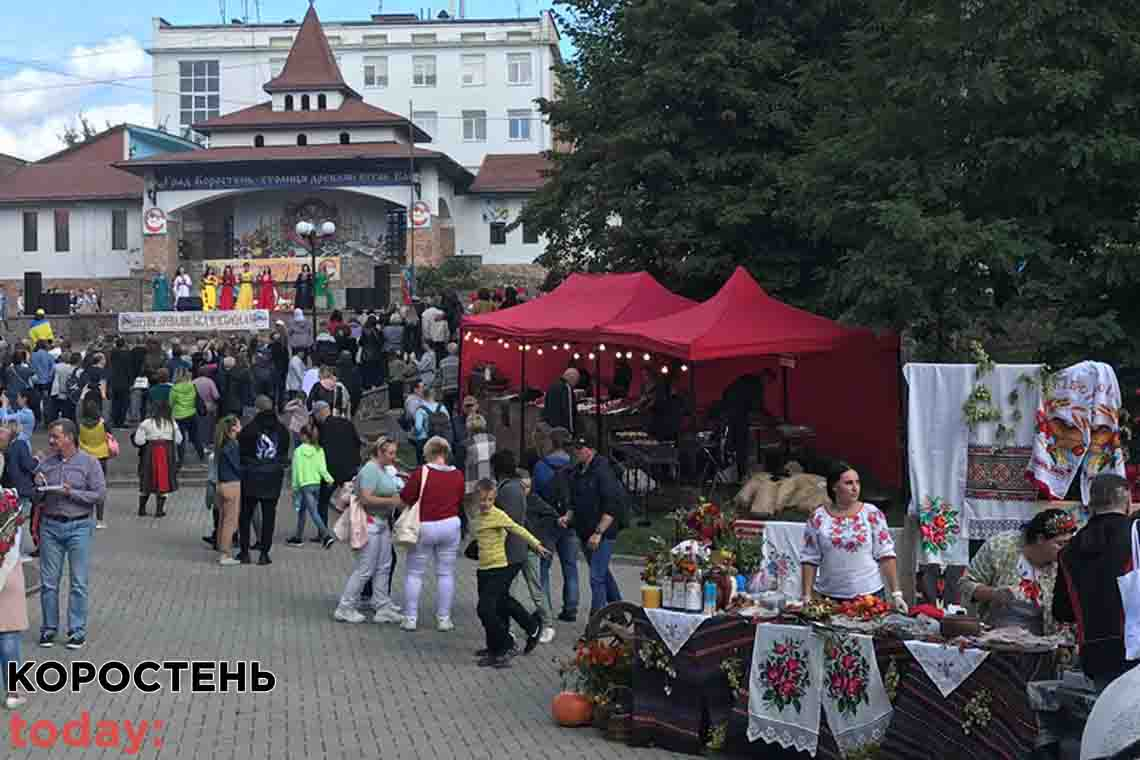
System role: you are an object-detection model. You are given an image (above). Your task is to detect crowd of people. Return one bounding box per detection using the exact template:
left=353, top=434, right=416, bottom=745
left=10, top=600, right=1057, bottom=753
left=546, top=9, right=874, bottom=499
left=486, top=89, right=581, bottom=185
left=0, top=287, right=632, bottom=710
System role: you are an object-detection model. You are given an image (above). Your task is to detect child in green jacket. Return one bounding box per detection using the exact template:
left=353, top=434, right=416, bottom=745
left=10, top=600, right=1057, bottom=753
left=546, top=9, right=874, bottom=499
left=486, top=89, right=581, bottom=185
left=288, top=424, right=336, bottom=548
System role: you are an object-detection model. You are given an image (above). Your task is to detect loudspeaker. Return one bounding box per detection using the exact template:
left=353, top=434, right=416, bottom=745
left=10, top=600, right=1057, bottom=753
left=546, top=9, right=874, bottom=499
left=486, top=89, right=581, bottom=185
left=42, top=292, right=69, bottom=315
left=373, top=265, right=390, bottom=309
left=345, top=288, right=363, bottom=311
left=23, top=272, right=41, bottom=315
left=177, top=296, right=203, bottom=311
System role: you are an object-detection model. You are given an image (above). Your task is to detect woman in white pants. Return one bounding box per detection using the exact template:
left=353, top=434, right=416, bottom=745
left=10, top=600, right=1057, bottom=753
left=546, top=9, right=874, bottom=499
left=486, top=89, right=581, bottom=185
left=334, top=437, right=406, bottom=624
left=398, top=436, right=465, bottom=632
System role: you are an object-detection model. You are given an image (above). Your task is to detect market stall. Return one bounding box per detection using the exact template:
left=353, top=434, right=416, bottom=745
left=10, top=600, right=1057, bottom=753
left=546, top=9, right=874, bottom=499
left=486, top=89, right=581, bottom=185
left=553, top=503, right=1071, bottom=759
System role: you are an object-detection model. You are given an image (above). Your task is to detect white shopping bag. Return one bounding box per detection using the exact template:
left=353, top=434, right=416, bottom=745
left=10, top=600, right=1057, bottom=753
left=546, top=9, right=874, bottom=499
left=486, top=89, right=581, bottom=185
left=1116, top=521, right=1140, bottom=661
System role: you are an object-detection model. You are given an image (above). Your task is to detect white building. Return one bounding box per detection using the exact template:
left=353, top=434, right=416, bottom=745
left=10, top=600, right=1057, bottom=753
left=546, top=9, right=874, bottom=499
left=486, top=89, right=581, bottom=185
left=149, top=7, right=561, bottom=172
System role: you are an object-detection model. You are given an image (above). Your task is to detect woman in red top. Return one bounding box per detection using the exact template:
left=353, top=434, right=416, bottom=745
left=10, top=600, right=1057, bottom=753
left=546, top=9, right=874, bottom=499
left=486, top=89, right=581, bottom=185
left=399, top=435, right=465, bottom=632
left=219, top=266, right=236, bottom=310
left=257, top=268, right=275, bottom=310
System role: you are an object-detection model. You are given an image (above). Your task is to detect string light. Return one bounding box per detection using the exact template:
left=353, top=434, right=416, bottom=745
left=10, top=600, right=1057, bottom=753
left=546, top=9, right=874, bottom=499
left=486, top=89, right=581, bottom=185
left=537, top=348, right=544, bottom=355
left=660, top=365, right=670, bottom=374
left=563, top=343, right=570, bottom=350
left=643, top=353, right=651, bottom=361
left=626, top=351, right=634, bottom=360
left=588, top=352, right=596, bottom=360
left=518, top=345, right=524, bottom=351
left=573, top=352, right=581, bottom=360
left=681, top=364, right=689, bottom=372
left=598, top=344, right=606, bottom=352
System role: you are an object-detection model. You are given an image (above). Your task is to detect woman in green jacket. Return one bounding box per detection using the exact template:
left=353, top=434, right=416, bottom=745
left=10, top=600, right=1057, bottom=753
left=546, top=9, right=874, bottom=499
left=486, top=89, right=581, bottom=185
left=288, top=424, right=336, bottom=549
left=169, top=367, right=202, bottom=464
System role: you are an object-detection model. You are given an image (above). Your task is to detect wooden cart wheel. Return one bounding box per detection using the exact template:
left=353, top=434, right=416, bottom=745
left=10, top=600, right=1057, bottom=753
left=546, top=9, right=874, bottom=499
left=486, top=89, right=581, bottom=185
left=584, top=601, right=648, bottom=646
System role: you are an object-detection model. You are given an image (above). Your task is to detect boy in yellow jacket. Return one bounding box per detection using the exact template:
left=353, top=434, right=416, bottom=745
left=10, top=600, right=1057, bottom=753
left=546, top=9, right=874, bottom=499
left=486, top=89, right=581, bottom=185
left=473, top=478, right=550, bottom=669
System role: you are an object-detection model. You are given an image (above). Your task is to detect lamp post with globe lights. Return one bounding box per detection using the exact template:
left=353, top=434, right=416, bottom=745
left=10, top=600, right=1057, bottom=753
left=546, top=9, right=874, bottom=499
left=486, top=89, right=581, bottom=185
left=295, top=220, right=336, bottom=341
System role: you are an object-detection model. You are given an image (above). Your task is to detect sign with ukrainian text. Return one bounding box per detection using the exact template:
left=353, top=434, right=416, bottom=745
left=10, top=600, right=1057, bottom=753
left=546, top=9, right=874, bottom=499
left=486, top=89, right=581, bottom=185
left=118, top=309, right=271, bottom=334
left=153, top=168, right=413, bottom=193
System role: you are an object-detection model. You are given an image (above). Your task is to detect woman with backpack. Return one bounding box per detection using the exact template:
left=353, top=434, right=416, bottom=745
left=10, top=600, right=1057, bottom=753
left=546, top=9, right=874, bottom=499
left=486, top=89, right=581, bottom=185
left=77, top=397, right=112, bottom=529
left=133, top=399, right=182, bottom=517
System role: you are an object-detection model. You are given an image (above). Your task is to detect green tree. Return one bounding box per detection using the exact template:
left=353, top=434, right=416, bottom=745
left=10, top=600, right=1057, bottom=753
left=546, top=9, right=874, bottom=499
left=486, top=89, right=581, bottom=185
left=521, top=0, right=862, bottom=301
left=791, top=0, right=1140, bottom=364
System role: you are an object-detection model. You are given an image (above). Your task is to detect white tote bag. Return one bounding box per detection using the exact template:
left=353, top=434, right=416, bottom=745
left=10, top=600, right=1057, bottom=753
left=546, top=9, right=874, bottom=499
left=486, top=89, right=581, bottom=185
left=393, top=467, right=429, bottom=550
left=1117, top=520, right=1140, bottom=661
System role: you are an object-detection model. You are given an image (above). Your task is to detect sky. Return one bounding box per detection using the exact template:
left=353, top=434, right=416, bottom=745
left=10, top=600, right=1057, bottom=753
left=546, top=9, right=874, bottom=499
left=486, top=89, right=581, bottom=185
left=0, top=0, right=559, bottom=161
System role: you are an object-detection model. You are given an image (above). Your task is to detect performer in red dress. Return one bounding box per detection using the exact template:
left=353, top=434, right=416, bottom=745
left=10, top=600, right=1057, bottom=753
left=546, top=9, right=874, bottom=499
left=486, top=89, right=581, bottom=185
left=257, top=268, right=275, bottom=310
left=219, top=265, right=236, bottom=310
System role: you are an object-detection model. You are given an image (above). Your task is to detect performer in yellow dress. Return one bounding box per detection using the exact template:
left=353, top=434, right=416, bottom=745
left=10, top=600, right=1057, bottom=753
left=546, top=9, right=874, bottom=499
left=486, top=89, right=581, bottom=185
left=200, top=267, right=219, bottom=311
left=236, top=262, right=255, bottom=310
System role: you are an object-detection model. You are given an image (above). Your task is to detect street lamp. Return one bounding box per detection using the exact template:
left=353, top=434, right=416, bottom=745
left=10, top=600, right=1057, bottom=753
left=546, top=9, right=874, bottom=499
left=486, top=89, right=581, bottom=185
left=295, top=219, right=336, bottom=342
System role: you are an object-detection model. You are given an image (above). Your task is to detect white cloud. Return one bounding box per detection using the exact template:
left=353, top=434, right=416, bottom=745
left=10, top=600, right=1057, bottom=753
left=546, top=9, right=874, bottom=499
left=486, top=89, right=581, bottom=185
left=0, top=103, right=152, bottom=161
left=69, top=37, right=148, bottom=81
left=0, top=35, right=153, bottom=159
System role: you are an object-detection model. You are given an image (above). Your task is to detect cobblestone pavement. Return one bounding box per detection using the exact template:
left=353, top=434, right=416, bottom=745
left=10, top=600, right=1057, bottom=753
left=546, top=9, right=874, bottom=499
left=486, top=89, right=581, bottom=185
left=7, top=487, right=684, bottom=760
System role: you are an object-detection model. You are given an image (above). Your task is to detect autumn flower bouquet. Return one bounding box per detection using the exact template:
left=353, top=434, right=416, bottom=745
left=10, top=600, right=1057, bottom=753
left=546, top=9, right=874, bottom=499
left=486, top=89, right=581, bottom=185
left=0, top=488, right=24, bottom=560
left=559, top=638, right=633, bottom=706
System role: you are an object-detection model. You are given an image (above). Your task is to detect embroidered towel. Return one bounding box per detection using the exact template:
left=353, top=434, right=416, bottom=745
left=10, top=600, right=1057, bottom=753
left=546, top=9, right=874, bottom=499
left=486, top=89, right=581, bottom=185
left=644, top=608, right=709, bottom=656
left=760, top=522, right=804, bottom=601
left=964, top=365, right=1042, bottom=540
left=748, top=623, right=823, bottom=756
left=903, top=364, right=972, bottom=566
left=821, top=633, right=893, bottom=758
left=1029, top=361, right=1124, bottom=504
left=903, top=640, right=989, bottom=697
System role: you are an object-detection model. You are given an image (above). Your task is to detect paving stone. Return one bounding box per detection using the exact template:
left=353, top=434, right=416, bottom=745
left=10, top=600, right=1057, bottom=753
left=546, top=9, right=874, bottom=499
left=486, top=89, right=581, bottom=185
left=7, top=486, right=684, bottom=759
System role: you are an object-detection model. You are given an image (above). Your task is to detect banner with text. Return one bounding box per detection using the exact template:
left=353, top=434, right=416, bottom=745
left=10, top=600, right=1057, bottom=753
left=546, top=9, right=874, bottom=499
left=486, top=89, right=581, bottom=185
left=153, top=169, right=412, bottom=193
left=118, top=310, right=271, bottom=333
left=204, top=256, right=341, bottom=283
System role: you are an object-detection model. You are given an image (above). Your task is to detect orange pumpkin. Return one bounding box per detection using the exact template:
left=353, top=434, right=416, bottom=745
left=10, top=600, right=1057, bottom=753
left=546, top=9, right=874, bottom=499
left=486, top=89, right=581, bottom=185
left=552, top=691, right=594, bottom=727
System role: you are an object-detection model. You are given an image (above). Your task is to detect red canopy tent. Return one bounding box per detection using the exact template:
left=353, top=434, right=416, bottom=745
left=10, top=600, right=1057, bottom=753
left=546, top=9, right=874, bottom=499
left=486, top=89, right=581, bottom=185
left=461, top=271, right=697, bottom=343
left=594, top=267, right=902, bottom=487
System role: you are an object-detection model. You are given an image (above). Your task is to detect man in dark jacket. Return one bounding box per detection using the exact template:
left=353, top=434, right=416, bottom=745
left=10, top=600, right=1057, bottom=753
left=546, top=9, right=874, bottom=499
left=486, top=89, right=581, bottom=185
left=1054, top=473, right=1138, bottom=690
left=559, top=437, right=623, bottom=614
left=237, top=395, right=290, bottom=565
left=109, top=338, right=134, bottom=429
left=312, top=400, right=362, bottom=529
left=542, top=369, right=579, bottom=435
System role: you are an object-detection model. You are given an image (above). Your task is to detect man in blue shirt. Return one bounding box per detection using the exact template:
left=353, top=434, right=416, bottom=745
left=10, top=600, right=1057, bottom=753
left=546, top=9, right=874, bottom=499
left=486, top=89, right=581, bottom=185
left=0, top=391, right=36, bottom=442
left=31, top=341, right=55, bottom=422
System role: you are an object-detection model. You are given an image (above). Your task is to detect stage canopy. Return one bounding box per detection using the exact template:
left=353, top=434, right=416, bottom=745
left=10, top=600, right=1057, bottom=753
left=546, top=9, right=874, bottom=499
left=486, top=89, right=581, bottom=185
left=596, top=266, right=863, bottom=361
left=461, top=271, right=696, bottom=342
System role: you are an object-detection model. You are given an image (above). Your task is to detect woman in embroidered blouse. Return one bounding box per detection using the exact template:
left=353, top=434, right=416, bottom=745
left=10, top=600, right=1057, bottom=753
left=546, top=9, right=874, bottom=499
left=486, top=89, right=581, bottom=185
left=201, top=267, right=219, bottom=311
left=958, top=509, right=1075, bottom=635
left=801, top=464, right=907, bottom=612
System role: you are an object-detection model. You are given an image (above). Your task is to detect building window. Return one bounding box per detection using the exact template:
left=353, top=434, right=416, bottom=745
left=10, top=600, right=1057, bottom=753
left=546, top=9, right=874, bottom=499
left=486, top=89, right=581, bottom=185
left=507, top=53, right=533, bottom=85
left=325, top=35, right=342, bottom=46
left=112, top=209, right=128, bottom=251
left=284, top=94, right=294, bottom=111
left=339, top=132, right=350, bottom=145
left=363, top=56, right=388, bottom=88
left=301, top=94, right=310, bottom=111
left=413, top=111, right=437, bottom=140
left=21, top=212, right=36, bottom=252
left=508, top=110, right=532, bottom=141
left=490, top=223, right=507, bottom=245
left=297, top=134, right=308, bottom=146
left=412, top=33, right=437, bottom=44
left=413, top=56, right=437, bottom=87
left=254, top=134, right=265, bottom=147
left=463, top=110, right=487, bottom=142
left=269, top=57, right=286, bottom=78
left=269, top=36, right=293, bottom=48
left=523, top=222, right=539, bottom=245
left=363, top=33, right=388, bottom=46
left=178, top=60, right=220, bottom=125
left=461, top=54, right=485, bottom=86
left=461, top=32, right=486, bottom=42
left=318, top=94, right=327, bottom=110
left=54, top=210, right=69, bottom=252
